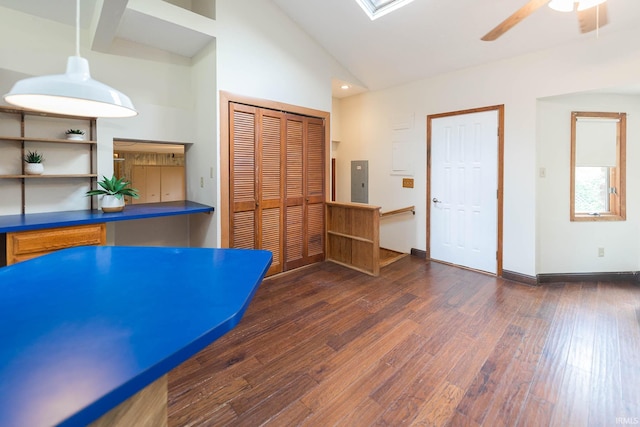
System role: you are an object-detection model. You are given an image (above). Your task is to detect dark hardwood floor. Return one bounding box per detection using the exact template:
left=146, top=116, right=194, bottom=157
left=168, top=256, right=640, bottom=426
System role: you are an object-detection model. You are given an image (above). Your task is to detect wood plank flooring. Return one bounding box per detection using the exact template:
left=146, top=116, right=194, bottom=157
left=167, top=256, right=640, bottom=426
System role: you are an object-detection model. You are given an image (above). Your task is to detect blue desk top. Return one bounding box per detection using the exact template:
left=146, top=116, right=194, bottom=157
left=0, top=246, right=271, bottom=427
left=0, top=201, right=214, bottom=233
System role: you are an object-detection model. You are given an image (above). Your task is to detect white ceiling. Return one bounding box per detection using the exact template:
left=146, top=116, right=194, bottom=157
left=272, top=0, right=640, bottom=95
left=2, top=0, right=639, bottom=98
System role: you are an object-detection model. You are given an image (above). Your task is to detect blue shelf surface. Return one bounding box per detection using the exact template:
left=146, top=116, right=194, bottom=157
left=0, top=246, right=272, bottom=427
left=0, top=200, right=214, bottom=233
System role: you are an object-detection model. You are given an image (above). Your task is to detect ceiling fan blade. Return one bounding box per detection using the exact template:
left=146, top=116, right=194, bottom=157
left=578, top=3, right=608, bottom=33
left=482, top=0, right=550, bottom=41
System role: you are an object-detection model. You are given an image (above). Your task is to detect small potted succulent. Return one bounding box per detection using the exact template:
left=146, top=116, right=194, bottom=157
left=23, top=150, right=45, bottom=175
left=86, top=175, right=139, bottom=212
left=65, top=129, right=86, bottom=140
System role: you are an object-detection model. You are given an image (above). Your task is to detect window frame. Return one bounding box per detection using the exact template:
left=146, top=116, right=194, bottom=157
left=570, top=111, right=626, bottom=221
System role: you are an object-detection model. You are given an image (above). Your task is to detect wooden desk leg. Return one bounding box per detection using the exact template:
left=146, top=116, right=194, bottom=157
left=89, top=375, right=168, bottom=427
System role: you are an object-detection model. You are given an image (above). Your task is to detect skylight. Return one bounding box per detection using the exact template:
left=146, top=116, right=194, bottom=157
left=354, top=0, right=416, bottom=20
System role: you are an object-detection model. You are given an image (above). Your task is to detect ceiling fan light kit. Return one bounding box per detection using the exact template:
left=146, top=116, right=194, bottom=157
left=482, top=0, right=609, bottom=41
left=548, top=0, right=575, bottom=12
left=548, top=0, right=607, bottom=12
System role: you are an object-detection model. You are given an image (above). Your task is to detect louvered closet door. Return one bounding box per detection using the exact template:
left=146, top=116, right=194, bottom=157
left=230, top=103, right=258, bottom=252
left=258, top=109, right=285, bottom=275
left=284, top=114, right=325, bottom=270
left=229, top=103, right=285, bottom=276
left=305, top=117, right=325, bottom=264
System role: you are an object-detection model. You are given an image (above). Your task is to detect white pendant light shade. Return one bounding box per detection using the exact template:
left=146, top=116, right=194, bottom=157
left=577, top=0, right=606, bottom=11
left=3, top=0, right=136, bottom=118
left=548, top=0, right=575, bottom=12
left=4, top=56, right=137, bottom=118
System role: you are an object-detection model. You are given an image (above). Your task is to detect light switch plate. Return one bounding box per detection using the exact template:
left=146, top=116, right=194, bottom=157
left=402, top=178, right=414, bottom=188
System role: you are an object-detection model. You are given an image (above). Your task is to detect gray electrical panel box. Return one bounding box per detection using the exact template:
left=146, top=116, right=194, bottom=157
left=351, top=160, right=368, bottom=204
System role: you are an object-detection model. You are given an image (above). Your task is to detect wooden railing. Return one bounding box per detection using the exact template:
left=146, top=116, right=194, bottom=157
left=326, top=202, right=381, bottom=276
left=326, top=203, right=416, bottom=276
left=380, top=205, right=415, bottom=218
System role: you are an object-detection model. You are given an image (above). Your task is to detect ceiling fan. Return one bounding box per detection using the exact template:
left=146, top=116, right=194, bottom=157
left=482, top=0, right=609, bottom=41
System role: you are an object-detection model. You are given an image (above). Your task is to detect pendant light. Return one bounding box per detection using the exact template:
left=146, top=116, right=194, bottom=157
left=3, top=0, right=137, bottom=118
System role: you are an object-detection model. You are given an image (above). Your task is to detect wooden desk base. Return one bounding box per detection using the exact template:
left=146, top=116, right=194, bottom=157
left=5, top=223, right=106, bottom=265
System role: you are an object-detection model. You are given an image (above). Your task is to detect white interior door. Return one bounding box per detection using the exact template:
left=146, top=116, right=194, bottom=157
left=430, top=110, right=498, bottom=274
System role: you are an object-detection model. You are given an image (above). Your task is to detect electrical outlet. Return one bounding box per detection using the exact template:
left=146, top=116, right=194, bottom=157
left=598, top=247, right=604, bottom=257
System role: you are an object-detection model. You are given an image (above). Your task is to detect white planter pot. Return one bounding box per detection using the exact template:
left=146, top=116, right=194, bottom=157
left=24, top=163, right=44, bottom=175
left=66, top=134, right=85, bottom=140
left=101, top=195, right=125, bottom=212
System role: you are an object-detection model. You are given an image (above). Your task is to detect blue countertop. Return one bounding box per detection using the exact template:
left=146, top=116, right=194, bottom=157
left=0, top=201, right=214, bottom=233
left=0, top=246, right=272, bottom=427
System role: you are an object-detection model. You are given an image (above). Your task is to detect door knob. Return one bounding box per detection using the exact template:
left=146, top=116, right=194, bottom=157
left=432, top=198, right=441, bottom=204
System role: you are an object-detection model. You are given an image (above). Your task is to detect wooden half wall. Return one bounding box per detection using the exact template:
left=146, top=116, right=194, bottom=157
left=326, top=201, right=381, bottom=276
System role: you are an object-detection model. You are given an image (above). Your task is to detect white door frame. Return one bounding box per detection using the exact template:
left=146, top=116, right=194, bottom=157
left=427, top=105, right=504, bottom=276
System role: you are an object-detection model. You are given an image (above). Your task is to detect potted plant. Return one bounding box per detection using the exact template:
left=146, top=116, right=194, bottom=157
left=86, top=175, right=139, bottom=212
left=23, top=150, right=45, bottom=175
left=65, top=129, right=86, bottom=140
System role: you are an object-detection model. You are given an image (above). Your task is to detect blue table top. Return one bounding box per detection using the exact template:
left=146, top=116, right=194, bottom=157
left=0, top=246, right=272, bottom=427
left=0, top=201, right=214, bottom=233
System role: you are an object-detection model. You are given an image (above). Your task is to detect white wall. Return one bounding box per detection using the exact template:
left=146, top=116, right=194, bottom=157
left=188, top=41, right=218, bottom=248
left=0, top=0, right=357, bottom=250
left=0, top=6, right=200, bottom=247
left=537, top=93, right=640, bottom=274
left=215, top=0, right=334, bottom=111
left=336, top=27, right=640, bottom=276
left=214, top=0, right=347, bottom=245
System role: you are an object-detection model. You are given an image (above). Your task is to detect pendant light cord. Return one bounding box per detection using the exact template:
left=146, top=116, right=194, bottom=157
left=75, top=0, right=80, bottom=57
left=596, top=4, right=600, bottom=39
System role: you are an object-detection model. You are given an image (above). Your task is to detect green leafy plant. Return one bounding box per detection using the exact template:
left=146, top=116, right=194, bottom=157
left=23, top=150, right=44, bottom=164
left=86, top=175, right=139, bottom=200
left=65, top=129, right=85, bottom=135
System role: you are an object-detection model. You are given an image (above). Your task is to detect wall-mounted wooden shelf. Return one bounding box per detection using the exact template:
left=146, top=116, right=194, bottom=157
left=0, top=136, right=97, bottom=144
left=0, top=174, right=98, bottom=179
left=0, top=106, right=97, bottom=214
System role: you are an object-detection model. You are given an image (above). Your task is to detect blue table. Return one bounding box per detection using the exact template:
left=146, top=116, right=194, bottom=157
left=0, top=246, right=272, bottom=427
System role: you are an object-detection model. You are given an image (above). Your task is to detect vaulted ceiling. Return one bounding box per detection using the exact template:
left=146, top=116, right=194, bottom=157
left=272, top=0, right=640, bottom=96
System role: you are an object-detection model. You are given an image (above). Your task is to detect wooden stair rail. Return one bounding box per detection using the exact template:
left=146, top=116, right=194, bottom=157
left=326, top=202, right=381, bottom=276
left=380, top=205, right=415, bottom=218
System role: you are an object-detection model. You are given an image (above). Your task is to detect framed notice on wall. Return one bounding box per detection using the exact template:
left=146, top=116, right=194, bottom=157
left=390, top=112, right=414, bottom=176
left=391, top=141, right=414, bottom=176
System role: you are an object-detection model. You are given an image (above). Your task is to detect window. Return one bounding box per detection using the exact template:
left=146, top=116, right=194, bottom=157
left=570, top=111, right=626, bottom=221
left=353, top=0, right=415, bottom=20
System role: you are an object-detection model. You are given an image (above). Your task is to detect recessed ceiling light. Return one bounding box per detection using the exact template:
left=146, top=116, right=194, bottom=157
left=354, top=0, right=416, bottom=20
left=341, top=84, right=351, bottom=90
